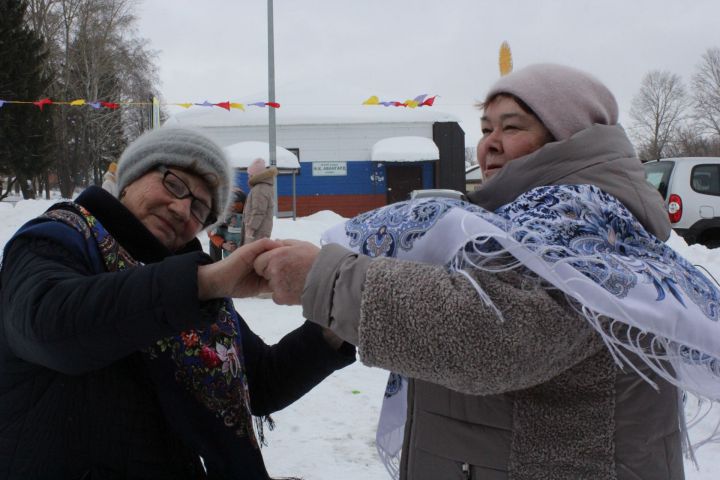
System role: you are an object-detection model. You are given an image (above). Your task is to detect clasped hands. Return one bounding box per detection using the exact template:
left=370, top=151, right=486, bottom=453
left=198, top=238, right=319, bottom=303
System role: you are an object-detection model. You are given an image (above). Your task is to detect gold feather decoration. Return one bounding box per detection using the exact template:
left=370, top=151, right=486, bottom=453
left=499, top=41, right=513, bottom=77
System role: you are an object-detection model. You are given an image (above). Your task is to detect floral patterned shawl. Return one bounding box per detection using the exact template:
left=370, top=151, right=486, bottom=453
left=40, top=203, right=269, bottom=478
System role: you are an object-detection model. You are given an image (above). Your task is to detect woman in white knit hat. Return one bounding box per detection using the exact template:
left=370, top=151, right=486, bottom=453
left=253, top=64, right=720, bottom=479
left=0, top=127, right=353, bottom=479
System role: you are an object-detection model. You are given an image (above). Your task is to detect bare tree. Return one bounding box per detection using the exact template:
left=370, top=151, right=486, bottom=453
left=629, top=70, right=690, bottom=161
left=23, top=0, right=159, bottom=197
left=665, top=126, right=720, bottom=157
left=692, top=47, right=720, bottom=139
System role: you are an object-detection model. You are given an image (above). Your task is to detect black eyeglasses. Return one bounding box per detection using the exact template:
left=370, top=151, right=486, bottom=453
left=157, top=166, right=216, bottom=226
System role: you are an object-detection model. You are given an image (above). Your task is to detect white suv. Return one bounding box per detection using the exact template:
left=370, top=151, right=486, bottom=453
left=644, top=157, right=720, bottom=248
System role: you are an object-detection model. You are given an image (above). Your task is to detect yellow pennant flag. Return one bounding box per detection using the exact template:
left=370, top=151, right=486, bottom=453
left=362, top=95, right=380, bottom=105
left=70, top=99, right=86, bottom=106
left=230, top=103, right=245, bottom=111
left=176, top=103, right=193, bottom=109
left=499, top=41, right=513, bottom=76
left=405, top=99, right=419, bottom=109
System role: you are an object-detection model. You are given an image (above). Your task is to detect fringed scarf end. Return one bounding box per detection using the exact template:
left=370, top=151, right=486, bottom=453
left=254, top=415, right=276, bottom=447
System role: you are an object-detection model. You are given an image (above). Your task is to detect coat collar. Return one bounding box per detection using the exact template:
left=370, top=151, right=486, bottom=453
left=249, top=166, right=278, bottom=187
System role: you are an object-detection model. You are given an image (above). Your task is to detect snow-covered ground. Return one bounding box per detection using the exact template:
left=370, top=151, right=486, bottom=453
left=1, top=198, right=719, bottom=479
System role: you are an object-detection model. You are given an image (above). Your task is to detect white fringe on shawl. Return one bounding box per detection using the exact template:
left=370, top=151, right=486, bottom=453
left=321, top=184, right=720, bottom=478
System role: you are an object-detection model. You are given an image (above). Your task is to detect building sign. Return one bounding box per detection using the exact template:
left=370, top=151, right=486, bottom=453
left=312, top=161, right=347, bottom=176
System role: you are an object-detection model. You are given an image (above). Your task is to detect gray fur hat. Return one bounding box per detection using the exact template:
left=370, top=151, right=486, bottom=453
left=117, top=127, right=232, bottom=222
left=484, top=63, right=619, bottom=141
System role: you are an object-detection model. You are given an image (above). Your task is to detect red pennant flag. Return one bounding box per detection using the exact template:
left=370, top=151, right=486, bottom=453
left=101, top=102, right=119, bottom=109
left=421, top=96, right=436, bottom=106
left=266, top=102, right=280, bottom=108
left=214, top=101, right=231, bottom=111
left=33, top=98, right=53, bottom=110
left=393, top=101, right=406, bottom=107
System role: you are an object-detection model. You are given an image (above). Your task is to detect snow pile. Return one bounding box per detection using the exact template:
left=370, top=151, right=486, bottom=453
left=666, top=232, right=720, bottom=283
left=300, top=209, right=346, bottom=225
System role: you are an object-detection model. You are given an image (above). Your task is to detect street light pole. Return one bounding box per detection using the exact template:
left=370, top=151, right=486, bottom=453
left=267, top=0, right=278, bottom=216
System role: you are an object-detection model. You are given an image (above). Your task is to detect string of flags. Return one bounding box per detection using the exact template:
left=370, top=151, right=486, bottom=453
left=0, top=98, right=281, bottom=111
left=362, top=94, right=437, bottom=108
left=1, top=94, right=439, bottom=111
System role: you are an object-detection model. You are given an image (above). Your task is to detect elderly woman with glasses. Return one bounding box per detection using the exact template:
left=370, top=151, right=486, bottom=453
left=0, top=127, right=354, bottom=479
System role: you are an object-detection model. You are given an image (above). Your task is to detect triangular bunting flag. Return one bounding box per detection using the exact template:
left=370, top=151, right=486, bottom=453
left=362, top=95, right=380, bottom=105
left=421, top=95, right=436, bottom=106
left=33, top=98, right=53, bottom=110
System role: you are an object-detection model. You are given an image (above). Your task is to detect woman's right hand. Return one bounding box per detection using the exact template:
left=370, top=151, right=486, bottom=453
left=198, top=238, right=280, bottom=300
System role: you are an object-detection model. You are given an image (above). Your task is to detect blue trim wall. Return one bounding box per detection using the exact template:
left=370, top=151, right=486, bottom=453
left=234, top=160, right=435, bottom=196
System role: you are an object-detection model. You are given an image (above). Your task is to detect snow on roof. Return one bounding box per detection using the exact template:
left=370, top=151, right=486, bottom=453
left=164, top=83, right=459, bottom=127
left=224, top=141, right=300, bottom=169
left=371, top=136, right=439, bottom=162
left=166, top=103, right=459, bottom=127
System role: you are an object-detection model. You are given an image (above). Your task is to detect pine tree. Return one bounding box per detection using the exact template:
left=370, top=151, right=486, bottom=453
left=0, top=0, right=53, bottom=199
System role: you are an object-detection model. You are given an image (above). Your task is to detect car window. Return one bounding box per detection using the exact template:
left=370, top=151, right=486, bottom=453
left=691, top=164, right=720, bottom=196
left=643, top=161, right=674, bottom=199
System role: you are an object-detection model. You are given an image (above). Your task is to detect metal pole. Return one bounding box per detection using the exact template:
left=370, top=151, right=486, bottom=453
left=267, top=0, right=278, bottom=216
left=147, top=94, right=154, bottom=131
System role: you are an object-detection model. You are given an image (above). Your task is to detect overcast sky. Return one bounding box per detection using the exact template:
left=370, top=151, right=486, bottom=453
left=135, top=0, right=720, bottom=145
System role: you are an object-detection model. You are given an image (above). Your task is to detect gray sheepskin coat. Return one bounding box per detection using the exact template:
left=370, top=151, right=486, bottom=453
left=302, top=125, right=685, bottom=479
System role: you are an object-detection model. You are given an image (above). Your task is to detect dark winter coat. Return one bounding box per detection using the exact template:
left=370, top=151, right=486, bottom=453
left=0, top=186, right=354, bottom=480
left=302, top=125, right=684, bottom=479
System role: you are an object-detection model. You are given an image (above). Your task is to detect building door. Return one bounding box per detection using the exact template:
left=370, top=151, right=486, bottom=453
left=386, top=165, right=423, bottom=204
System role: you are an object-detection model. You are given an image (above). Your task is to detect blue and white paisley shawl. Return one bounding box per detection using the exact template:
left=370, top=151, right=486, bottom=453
left=322, top=184, right=720, bottom=477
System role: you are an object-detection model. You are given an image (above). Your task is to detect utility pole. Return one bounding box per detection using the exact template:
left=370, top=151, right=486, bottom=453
left=267, top=0, right=278, bottom=215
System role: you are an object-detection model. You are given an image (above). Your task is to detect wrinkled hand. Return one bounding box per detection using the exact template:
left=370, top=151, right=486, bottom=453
left=254, top=239, right=320, bottom=305
left=198, top=238, right=281, bottom=300
left=222, top=241, right=237, bottom=252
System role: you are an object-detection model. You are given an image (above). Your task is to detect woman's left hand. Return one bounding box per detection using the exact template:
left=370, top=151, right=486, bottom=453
left=253, top=239, right=320, bottom=305
left=198, top=238, right=281, bottom=300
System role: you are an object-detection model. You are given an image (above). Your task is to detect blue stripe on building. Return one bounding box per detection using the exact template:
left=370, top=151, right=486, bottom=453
left=234, top=160, right=435, bottom=196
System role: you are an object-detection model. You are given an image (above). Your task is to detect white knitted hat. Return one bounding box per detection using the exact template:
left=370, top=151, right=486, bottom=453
left=484, top=63, right=619, bottom=141
left=117, top=127, right=232, bottom=221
